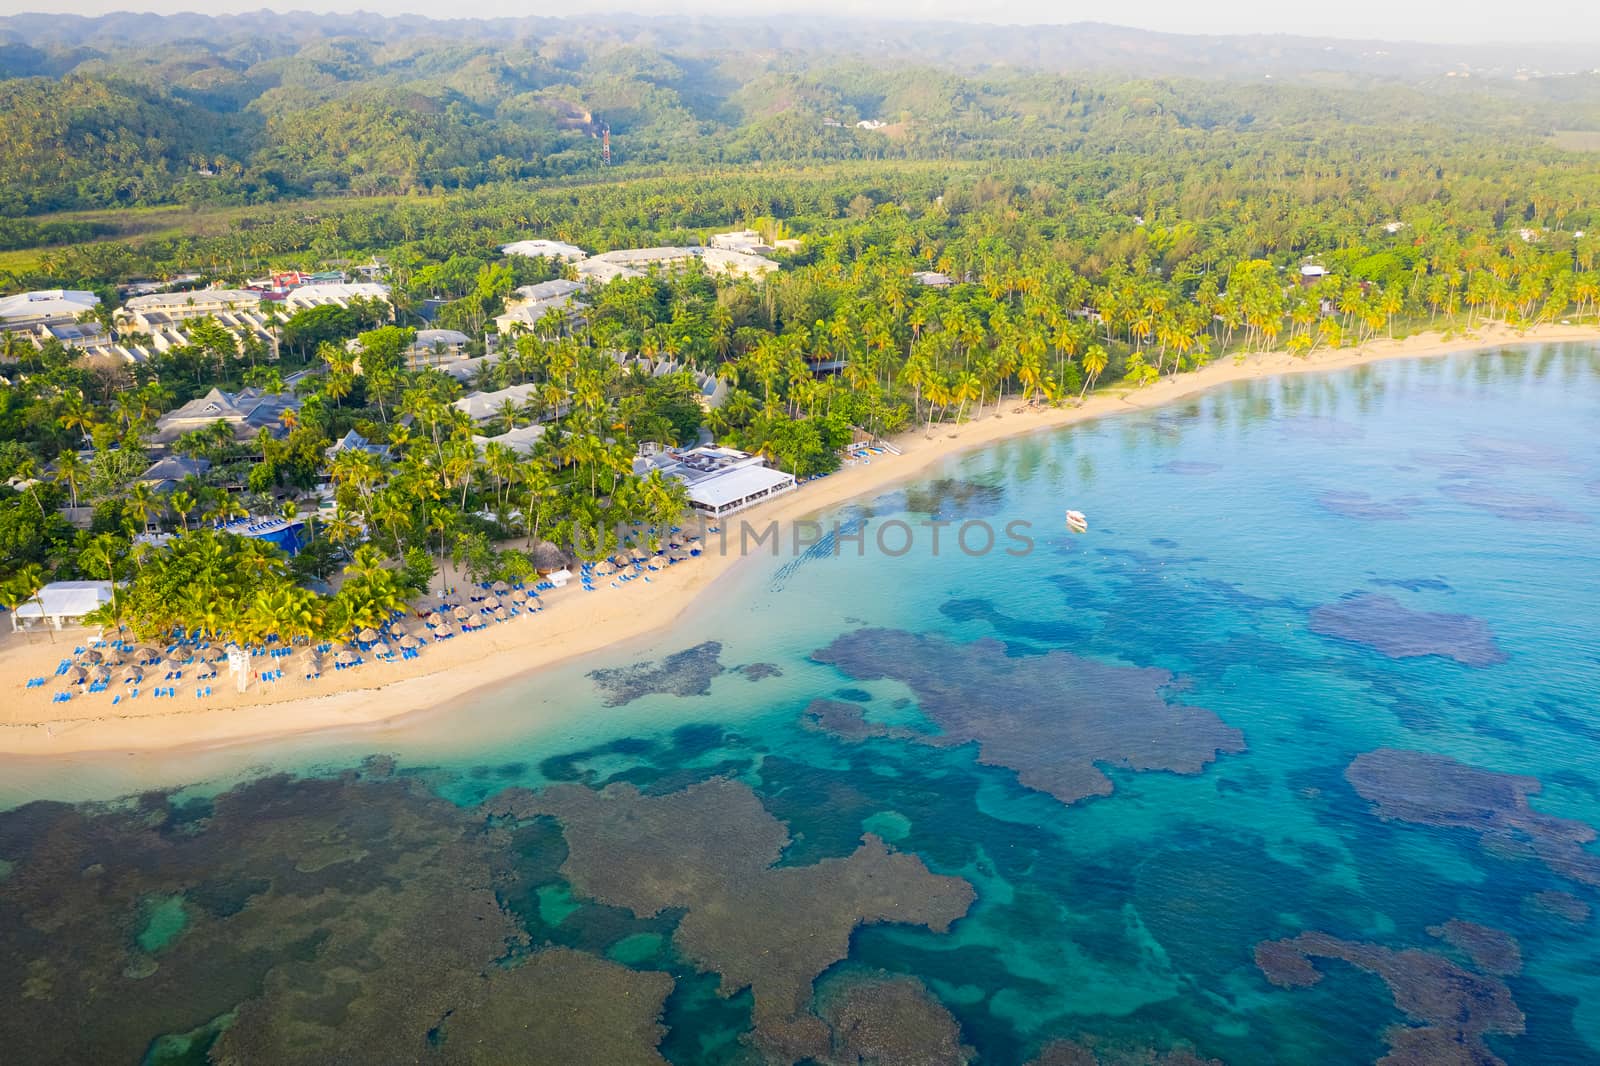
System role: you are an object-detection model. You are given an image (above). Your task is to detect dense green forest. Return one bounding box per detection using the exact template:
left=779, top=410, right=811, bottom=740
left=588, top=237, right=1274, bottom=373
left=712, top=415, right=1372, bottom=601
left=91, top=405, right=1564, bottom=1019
left=2, top=13, right=1599, bottom=213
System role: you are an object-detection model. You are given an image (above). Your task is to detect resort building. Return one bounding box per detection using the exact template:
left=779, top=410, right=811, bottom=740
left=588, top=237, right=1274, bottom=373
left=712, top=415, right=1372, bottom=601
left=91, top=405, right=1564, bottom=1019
left=494, top=279, right=588, bottom=335
left=912, top=271, right=954, bottom=287
left=114, top=289, right=279, bottom=360
left=471, top=424, right=546, bottom=456
left=0, top=290, right=100, bottom=331
left=406, top=328, right=471, bottom=369
left=439, top=352, right=504, bottom=385
left=634, top=444, right=797, bottom=518
left=120, top=289, right=263, bottom=325
left=453, top=383, right=540, bottom=425
left=325, top=430, right=391, bottom=461
left=614, top=353, right=730, bottom=411
left=500, top=239, right=588, bottom=262
left=279, top=281, right=391, bottom=312
left=9, top=581, right=115, bottom=632
left=151, top=387, right=302, bottom=447
left=28, top=321, right=117, bottom=355
left=575, top=246, right=778, bottom=285
left=0, top=290, right=99, bottom=333
left=136, top=455, right=211, bottom=492
left=710, top=229, right=772, bottom=253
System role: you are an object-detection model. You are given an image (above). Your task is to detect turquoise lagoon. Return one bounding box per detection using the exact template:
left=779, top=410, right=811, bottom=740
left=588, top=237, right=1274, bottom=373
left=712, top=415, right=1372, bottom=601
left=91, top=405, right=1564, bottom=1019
left=1, top=344, right=1598, bottom=1064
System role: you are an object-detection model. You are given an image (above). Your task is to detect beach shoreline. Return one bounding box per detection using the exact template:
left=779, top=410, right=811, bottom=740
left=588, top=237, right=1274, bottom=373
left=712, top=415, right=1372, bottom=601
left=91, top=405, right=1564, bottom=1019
left=3, top=321, right=1596, bottom=759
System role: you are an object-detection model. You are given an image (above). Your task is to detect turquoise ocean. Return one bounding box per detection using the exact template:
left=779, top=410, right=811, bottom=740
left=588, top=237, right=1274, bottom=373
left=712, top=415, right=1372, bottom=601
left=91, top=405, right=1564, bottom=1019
left=2, top=344, right=1598, bottom=1065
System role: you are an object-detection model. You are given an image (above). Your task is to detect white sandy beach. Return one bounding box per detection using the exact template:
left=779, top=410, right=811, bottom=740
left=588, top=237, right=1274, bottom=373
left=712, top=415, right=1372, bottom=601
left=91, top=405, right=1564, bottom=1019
left=2, top=321, right=1596, bottom=758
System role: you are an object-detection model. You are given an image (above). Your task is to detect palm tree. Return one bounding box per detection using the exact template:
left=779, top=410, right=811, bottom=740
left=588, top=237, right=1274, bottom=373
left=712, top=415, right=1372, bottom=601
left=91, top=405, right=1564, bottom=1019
left=1080, top=346, right=1109, bottom=399
left=3, top=564, right=53, bottom=643
left=125, top=482, right=159, bottom=535
left=169, top=490, right=197, bottom=532
left=54, top=450, right=88, bottom=510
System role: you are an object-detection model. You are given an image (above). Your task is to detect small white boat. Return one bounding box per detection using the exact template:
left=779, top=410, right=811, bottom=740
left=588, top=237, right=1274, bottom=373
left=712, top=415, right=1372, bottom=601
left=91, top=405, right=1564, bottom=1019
left=1065, top=509, right=1089, bottom=534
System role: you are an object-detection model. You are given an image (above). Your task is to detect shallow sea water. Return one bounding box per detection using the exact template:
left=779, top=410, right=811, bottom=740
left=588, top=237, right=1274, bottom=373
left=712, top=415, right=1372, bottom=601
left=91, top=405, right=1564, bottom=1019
left=2, top=345, right=1598, bottom=1065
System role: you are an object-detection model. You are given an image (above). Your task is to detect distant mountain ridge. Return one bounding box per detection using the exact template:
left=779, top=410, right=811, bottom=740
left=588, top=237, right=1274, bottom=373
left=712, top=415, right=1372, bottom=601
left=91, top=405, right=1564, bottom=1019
left=0, top=13, right=1595, bottom=84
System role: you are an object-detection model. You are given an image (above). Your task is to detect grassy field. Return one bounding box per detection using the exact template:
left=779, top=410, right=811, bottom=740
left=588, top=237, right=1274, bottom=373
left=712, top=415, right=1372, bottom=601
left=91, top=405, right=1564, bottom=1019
left=0, top=193, right=418, bottom=281
left=29, top=194, right=411, bottom=242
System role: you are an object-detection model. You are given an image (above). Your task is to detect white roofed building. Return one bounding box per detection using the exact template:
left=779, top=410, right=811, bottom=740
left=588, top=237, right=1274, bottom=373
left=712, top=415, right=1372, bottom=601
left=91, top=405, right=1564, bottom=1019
left=501, top=239, right=588, bottom=261
left=0, top=289, right=100, bottom=331
left=30, top=321, right=116, bottom=355
left=575, top=246, right=778, bottom=285
left=453, top=383, right=540, bottom=424
left=280, top=282, right=391, bottom=312
left=709, top=229, right=772, bottom=254
left=634, top=444, right=797, bottom=518
left=471, top=424, right=546, bottom=456
left=10, top=581, right=115, bottom=632
left=494, top=279, right=588, bottom=335
left=119, top=289, right=262, bottom=327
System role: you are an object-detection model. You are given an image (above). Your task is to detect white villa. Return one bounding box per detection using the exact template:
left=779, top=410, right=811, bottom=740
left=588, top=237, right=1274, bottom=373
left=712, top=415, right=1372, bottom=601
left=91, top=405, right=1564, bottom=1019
left=280, top=281, right=391, bottom=311
left=472, top=424, right=546, bottom=456
left=453, top=383, right=541, bottom=424
left=575, top=246, right=778, bottom=285
left=0, top=290, right=100, bottom=332
left=634, top=444, right=797, bottom=518
left=494, top=279, right=588, bottom=335
left=708, top=229, right=802, bottom=255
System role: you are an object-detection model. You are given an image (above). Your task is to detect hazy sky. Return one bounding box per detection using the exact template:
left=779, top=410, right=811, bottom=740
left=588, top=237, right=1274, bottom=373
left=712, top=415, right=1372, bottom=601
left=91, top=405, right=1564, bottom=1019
left=1, top=0, right=1593, bottom=46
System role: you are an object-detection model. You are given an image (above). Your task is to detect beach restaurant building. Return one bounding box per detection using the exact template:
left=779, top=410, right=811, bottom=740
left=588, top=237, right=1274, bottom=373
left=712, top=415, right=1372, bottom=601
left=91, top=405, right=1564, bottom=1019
left=9, top=581, right=114, bottom=632
left=635, top=445, right=797, bottom=519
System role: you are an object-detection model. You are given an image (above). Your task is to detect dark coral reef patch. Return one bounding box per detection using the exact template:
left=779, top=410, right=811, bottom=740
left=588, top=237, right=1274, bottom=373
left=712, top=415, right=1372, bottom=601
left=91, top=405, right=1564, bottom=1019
left=1346, top=748, right=1600, bottom=887
left=0, top=772, right=675, bottom=1066
left=488, top=777, right=975, bottom=1064
left=587, top=641, right=725, bottom=706
left=811, top=628, right=1244, bottom=806
left=1255, top=930, right=1524, bottom=1065
left=1310, top=593, right=1507, bottom=666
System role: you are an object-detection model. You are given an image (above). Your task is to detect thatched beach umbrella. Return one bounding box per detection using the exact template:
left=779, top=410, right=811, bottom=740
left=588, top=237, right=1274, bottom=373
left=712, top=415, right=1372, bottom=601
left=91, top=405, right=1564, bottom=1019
left=163, top=655, right=187, bottom=670
left=81, top=649, right=103, bottom=665
left=88, top=665, right=112, bottom=684
left=509, top=589, right=527, bottom=603
left=398, top=634, right=420, bottom=650
left=452, top=605, right=471, bottom=621
left=65, top=665, right=87, bottom=685
left=118, top=664, right=144, bottom=685
left=426, top=612, right=446, bottom=627
left=492, top=580, right=509, bottom=594
left=357, top=627, right=380, bottom=644
left=433, top=624, right=454, bottom=638
left=334, top=650, right=360, bottom=666
left=370, top=642, right=391, bottom=658
left=466, top=611, right=486, bottom=628
left=134, top=645, right=160, bottom=663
